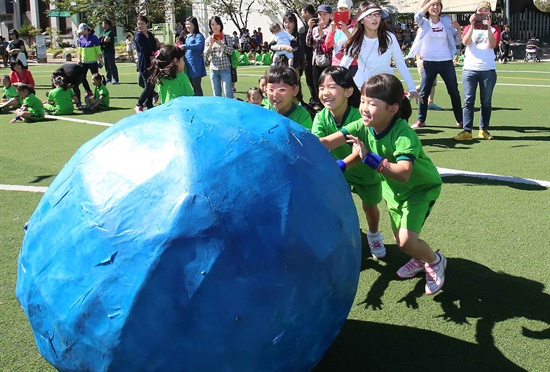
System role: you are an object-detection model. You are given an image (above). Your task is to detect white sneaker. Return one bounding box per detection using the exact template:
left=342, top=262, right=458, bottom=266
left=425, top=251, right=447, bottom=295
left=367, top=232, right=386, bottom=259
left=396, top=258, right=425, bottom=278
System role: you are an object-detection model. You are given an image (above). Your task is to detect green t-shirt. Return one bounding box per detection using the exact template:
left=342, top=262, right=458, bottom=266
left=261, top=53, right=272, bottom=66
left=99, top=28, right=115, bottom=53
left=93, top=84, right=110, bottom=108
left=23, top=93, right=45, bottom=120
left=238, top=54, right=249, bottom=65
left=47, top=87, right=75, bottom=114
left=312, top=107, right=379, bottom=187
left=3, top=85, right=21, bottom=105
left=282, top=103, right=312, bottom=131
left=261, top=97, right=270, bottom=107
left=342, top=117, right=441, bottom=203
left=157, top=73, right=194, bottom=104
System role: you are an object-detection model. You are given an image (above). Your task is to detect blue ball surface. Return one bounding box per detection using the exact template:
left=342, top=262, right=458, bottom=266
left=16, top=97, right=361, bottom=371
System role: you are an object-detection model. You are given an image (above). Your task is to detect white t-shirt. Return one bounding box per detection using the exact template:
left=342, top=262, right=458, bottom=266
left=340, top=32, right=416, bottom=92
left=463, top=26, right=497, bottom=71
left=419, top=21, right=453, bottom=61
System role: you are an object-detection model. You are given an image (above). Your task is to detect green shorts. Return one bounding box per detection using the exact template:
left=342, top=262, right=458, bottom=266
left=23, top=114, right=43, bottom=123
left=386, top=198, right=436, bottom=234
left=351, top=181, right=382, bottom=207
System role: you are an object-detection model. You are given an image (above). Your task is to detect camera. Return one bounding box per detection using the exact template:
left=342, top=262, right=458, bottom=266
left=311, top=17, right=319, bottom=25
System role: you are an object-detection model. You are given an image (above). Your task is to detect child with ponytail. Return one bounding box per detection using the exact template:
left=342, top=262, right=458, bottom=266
left=321, top=73, right=446, bottom=295
left=148, top=45, right=194, bottom=104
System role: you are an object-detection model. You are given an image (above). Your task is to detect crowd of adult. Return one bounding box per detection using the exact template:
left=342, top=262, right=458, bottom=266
left=2, top=0, right=506, bottom=141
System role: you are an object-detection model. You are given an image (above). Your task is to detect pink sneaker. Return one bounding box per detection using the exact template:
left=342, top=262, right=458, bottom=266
left=367, top=232, right=386, bottom=259
left=135, top=105, right=144, bottom=114
left=457, top=122, right=463, bottom=128
left=425, top=251, right=447, bottom=295
left=411, top=121, right=425, bottom=129
left=397, top=258, right=425, bottom=278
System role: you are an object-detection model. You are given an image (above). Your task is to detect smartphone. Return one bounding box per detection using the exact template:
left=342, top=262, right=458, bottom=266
left=214, top=33, right=223, bottom=41
left=474, top=13, right=488, bottom=30
left=333, top=11, right=349, bottom=27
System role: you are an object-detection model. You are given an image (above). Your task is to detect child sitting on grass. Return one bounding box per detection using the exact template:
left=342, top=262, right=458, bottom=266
left=0, top=74, right=21, bottom=111
left=9, top=84, right=44, bottom=123
left=43, top=75, right=78, bottom=115
left=85, top=73, right=110, bottom=111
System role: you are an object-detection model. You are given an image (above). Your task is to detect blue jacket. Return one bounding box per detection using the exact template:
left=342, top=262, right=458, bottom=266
left=407, top=11, right=458, bottom=59
left=184, top=33, right=207, bottom=79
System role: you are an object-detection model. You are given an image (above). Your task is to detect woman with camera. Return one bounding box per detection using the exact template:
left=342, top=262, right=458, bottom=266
left=454, top=1, right=500, bottom=141
left=204, top=16, right=234, bottom=99
left=407, top=0, right=462, bottom=129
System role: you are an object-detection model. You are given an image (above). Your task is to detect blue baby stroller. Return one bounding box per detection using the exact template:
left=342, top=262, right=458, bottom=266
left=524, top=38, right=541, bottom=63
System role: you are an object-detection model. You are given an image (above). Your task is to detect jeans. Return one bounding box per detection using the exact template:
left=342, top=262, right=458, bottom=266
left=210, top=69, right=233, bottom=99
left=189, top=77, right=203, bottom=96
left=418, top=60, right=462, bottom=124
left=462, top=69, right=497, bottom=132
left=103, top=51, right=119, bottom=82
left=137, top=70, right=155, bottom=109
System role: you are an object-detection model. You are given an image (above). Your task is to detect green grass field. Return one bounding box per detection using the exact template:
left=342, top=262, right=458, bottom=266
left=1, top=61, right=549, bottom=371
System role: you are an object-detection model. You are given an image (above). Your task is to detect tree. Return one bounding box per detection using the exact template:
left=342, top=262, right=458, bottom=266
left=48, top=0, right=191, bottom=33
left=534, top=0, right=550, bottom=13
left=201, top=0, right=257, bottom=32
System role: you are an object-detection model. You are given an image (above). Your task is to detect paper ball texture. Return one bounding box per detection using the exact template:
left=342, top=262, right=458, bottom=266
left=16, top=97, right=361, bottom=371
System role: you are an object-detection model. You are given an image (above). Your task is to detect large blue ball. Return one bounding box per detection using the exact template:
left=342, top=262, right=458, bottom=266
left=16, top=97, right=361, bottom=371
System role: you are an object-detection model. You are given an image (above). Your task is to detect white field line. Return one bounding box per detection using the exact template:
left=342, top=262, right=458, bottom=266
left=437, top=168, right=550, bottom=187
left=0, top=184, right=48, bottom=193
left=1, top=168, right=547, bottom=194
left=45, top=115, right=113, bottom=127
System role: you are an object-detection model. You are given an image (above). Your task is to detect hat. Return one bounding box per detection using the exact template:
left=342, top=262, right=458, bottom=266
left=77, top=23, right=89, bottom=33
left=477, top=1, right=492, bottom=11
left=337, top=0, right=353, bottom=10
left=357, top=6, right=390, bottom=22
left=317, top=5, right=333, bottom=14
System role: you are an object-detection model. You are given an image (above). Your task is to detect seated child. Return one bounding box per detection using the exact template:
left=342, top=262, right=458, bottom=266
left=246, top=87, right=264, bottom=106
left=10, top=60, right=35, bottom=87
left=9, top=84, right=44, bottom=123
left=85, top=73, right=110, bottom=111
left=238, top=50, right=249, bottom=65
left=43, top=75, right=77, bottom=115
left=269, top=22, right=294, bottom=67
left=0, top=74, right=21, bottom=111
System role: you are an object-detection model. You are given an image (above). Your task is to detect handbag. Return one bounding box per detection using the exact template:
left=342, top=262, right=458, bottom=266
left=314, top=52, right=331, bottom=67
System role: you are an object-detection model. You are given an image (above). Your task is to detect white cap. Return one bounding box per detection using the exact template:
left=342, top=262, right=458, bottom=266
left=77, top=23, right=89, bottom=33
left=337, top=0, right=353, bottom=10
left=357, top=7, right=390, bottom=22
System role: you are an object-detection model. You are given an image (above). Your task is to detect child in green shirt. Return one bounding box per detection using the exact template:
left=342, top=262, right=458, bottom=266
left=148, top=45, right=194, bottom=104
left=44, top=75, right=77, bottom=115
left=1, top=74, right=21, bottom=111
left=321, top=73, right=446, bottom=295
left=85, top=73, right=110, bottom=111
left=313, top=66, right=386, bottom=259
left=265, top=65, right=312, bottom=131
left=9, top=84, right=44, bottom=123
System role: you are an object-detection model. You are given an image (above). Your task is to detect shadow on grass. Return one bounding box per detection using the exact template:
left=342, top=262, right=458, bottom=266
left=441, top=175, right=547, bottom=191
left=420, top=137, right=478, bottom=149
left=316, top=256, right=549, bottom=371
left=30, top=175, right=54, bottom=183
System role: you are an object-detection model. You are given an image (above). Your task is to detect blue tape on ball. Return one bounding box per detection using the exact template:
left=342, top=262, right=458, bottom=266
left=16, top=97, right=361, bottom=371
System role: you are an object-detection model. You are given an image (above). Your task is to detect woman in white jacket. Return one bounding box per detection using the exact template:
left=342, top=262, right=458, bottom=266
left=340, top=2, right=419, bottom=102
left=407, top=0, right=462, bottom=129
